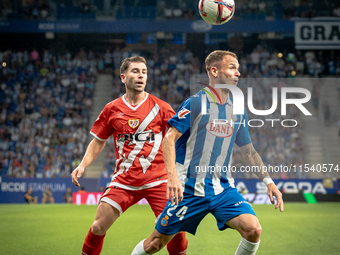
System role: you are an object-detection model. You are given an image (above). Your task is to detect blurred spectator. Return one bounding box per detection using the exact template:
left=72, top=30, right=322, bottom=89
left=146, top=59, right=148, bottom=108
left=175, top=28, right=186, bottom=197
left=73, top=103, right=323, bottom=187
left=338, top=76, right=340, bottom=99
left=323, top=102, right=331, bottom=126
left=334, top=4, right=340, bottom=17
left=81, top=0, right=91, bottom=13
left=24, top=187, right=38, bottom=204
left=312, top=83, right=320, bottom=116
left=64, top=187, right=73, bottom=203
left=101, top=167, right=109, bottom=178
left=30, top=48, right=39, bottom=61
left=337, top=119, right=340, bottom=142
left=42, top=185, right=55, bottom=204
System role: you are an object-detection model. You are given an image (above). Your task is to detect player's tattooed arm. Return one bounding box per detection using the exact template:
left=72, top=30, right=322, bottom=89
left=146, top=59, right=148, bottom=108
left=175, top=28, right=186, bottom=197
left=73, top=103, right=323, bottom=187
left=240, top=143, right=269, bottom=180
left=240, top=143, right=284, bottom=212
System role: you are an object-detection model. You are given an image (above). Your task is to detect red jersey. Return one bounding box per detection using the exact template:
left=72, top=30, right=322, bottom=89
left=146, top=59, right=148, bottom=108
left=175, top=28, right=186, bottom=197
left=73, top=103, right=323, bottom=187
left=90, top=93, right=175, bottom=190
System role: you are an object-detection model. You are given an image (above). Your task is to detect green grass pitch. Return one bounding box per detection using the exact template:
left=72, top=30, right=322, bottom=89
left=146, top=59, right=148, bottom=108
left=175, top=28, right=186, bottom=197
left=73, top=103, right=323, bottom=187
left=1, top=203, right=340, bottom=254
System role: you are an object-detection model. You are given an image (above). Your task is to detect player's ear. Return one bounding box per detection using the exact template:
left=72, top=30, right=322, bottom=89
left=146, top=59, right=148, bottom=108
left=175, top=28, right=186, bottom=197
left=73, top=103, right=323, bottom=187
left=120, top=73, right=126, bottom=83
left=211, top=66, right=218, bottom=78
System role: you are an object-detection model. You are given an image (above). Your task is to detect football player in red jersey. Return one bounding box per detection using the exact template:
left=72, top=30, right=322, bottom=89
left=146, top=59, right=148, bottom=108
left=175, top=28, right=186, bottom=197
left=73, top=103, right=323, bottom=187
left=71, top=56, right=188, bottom=255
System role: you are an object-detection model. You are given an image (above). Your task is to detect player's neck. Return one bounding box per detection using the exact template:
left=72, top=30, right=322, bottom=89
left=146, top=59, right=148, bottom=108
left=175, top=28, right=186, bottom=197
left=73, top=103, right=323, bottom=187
left=124, top=90, right=147, bottom=105
left=217, top=89, right=229, bottom=104
left=211, top=86, right=229, bottom=104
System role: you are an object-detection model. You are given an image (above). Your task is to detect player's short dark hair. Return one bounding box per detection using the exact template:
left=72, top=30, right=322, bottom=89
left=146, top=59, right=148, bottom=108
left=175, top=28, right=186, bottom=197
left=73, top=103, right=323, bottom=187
left=205, top=50, right=237, bottom=74
left=120, top=56, right=147, bottom=74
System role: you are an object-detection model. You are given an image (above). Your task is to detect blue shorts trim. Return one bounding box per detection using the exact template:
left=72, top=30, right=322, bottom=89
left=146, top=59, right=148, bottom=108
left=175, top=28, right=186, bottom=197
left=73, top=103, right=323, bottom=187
left=155, top=187, right=256, bottom=235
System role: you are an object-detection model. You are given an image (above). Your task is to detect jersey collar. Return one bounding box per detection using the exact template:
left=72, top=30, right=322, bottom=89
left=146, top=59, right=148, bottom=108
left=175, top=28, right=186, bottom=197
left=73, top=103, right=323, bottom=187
left=205, top=88, right=231, bottom=106
left=122, top=92, right=149, bottom=111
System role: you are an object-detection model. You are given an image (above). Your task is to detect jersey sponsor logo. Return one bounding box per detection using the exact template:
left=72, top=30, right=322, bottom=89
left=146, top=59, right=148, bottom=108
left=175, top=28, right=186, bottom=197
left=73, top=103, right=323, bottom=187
left=206, top=119, right=234, bottom=138
left=128, top=119, right=139, bottom=129
left=115, top=104, right=162, bottom=175
left=160, top=215, right=169, bottom=226
left=117, top=132, right=155, bottom=142
left=178, top=108, right=190, bottom=119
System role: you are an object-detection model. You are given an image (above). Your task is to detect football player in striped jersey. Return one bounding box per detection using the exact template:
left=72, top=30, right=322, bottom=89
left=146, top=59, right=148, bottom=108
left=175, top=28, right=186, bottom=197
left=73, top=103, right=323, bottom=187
left=132, top=50, right=283, bottom=255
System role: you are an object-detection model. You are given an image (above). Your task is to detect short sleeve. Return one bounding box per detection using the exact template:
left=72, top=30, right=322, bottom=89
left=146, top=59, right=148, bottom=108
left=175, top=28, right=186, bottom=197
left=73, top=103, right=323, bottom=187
left=235, top=110, right=252, bottom=147
left=90, top=105, right=113, bottom=141
left=168, top=98, right=192, bottom=135
left=161, top=102, right=176, bottom=129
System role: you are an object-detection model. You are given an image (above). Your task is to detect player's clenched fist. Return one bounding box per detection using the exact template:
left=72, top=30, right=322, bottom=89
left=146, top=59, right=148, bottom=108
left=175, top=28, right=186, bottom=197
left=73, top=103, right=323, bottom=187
left=71, top=165, right=85, bottom=187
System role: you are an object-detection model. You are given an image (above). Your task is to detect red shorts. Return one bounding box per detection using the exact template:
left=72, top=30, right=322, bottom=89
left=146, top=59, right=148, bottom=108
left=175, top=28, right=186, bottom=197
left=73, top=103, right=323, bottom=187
left=100, top=183, right=168, bottom=217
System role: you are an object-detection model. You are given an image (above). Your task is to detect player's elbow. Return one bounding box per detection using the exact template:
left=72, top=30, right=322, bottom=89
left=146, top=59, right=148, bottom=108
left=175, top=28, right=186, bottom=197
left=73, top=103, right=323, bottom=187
left=162, top=134, right=174, bottom=152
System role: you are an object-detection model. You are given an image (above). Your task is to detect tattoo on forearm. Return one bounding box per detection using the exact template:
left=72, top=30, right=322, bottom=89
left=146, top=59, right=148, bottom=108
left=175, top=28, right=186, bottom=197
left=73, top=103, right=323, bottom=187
left=252, top=152, right=269, bottom=180
left=241, top=144, right=269, bottom=180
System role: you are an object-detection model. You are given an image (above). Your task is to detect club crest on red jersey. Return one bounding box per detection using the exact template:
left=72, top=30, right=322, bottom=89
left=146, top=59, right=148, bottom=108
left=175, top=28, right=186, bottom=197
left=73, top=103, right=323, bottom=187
left=128, top=119, right=139, bottom=129
left=103, top=188, right=111, bottom=196
left=178, top=108, right=190, bottom=119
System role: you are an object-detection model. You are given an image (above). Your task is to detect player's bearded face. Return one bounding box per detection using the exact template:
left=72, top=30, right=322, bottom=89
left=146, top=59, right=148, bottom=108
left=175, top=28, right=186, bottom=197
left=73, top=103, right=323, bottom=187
left=215, top=56, right=240, bottom=93
left=123, top=62, right=147, bottom=93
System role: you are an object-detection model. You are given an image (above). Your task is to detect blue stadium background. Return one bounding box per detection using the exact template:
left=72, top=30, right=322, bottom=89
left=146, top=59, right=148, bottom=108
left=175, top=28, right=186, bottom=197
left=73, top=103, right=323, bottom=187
left=0, top=0, right=339, bottom=203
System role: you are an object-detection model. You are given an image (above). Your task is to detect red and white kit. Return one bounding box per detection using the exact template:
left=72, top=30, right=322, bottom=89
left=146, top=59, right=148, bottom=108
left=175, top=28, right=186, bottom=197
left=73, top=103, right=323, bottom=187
left=90, top=93, right=175, bottom=215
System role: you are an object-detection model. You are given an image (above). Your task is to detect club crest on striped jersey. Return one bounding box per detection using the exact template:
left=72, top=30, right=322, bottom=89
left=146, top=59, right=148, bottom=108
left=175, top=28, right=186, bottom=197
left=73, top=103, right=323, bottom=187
left=206, top=119, right=234, bottom=138
left=178, top=108, right=190, bottom=119
left=128, top=119, right=139, bottom=129
left=231, top=111, right=237, bottom=121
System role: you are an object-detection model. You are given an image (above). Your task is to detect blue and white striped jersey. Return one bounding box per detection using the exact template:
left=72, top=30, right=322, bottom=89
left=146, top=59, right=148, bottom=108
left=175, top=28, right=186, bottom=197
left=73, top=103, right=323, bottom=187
left=168, top=90, right=251, bottom=197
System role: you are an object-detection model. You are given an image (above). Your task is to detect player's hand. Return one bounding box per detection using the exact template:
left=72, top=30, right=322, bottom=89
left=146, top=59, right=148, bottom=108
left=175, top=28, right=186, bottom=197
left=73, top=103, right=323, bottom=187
left=166, top=175, right=183, bottom=206
left=267, top=183, right=284, bottom=212
left=71, top=165, right=85, bottom=187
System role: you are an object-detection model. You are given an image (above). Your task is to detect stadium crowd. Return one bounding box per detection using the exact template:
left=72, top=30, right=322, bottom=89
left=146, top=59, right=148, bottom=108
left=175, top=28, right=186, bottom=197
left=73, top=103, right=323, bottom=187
left=2, top=0, right=338, bottom=21
left=0, top=48, right=96, bottom=178
left=102, top=46, right=340, bottom=179
left=1, top=45, right=339, bottom=179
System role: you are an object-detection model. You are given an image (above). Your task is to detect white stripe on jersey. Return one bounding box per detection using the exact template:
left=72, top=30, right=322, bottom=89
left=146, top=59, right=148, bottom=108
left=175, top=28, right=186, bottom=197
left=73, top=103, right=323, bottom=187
left=212, top=103, right=237, bottom=191
left=113, top=103, right=161, bottom=180
left=194, top=102, right=219, bottom=196
left=171, top=91, right=251, bottom=197
left=139, top=131, right=163, bottom=174
left=179, top=113, right=204, bottom=195
left=188, top=101, right=237, bottom=196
